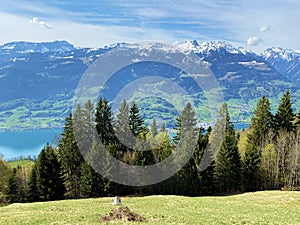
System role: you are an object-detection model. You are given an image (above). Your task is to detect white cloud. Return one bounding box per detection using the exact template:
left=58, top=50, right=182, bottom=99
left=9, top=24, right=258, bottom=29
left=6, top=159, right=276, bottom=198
left=247, top=37, right=264, bottom=46
left=29, top=17, right=52, bottom=29
left=259, top=24, right=271, bottom=32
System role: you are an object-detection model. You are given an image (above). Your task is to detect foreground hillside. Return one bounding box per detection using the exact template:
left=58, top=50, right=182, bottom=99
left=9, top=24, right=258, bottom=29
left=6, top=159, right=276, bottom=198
left=0, top=191, right=299, bottom=224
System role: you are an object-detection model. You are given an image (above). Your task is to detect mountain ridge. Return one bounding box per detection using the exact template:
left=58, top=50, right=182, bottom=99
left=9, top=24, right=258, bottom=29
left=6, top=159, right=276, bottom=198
left=0, top=40, right=299, bottom=131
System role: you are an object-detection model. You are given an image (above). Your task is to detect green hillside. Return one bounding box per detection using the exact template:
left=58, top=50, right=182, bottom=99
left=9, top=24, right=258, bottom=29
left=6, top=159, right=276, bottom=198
left=0, top=191, right=299, bottom=224
left=7, top=160, right=34, bottom=168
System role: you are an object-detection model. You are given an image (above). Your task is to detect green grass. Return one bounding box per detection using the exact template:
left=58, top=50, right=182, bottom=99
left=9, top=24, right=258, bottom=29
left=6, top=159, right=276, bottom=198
left=7, top=160, right=34, bottom=168
left=0, top=191, right=300, bottom=224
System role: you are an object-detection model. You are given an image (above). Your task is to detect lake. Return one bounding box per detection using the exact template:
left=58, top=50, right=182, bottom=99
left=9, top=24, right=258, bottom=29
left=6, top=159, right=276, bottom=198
left=0, top=128, right=62, bottom=160
left=0, top=123, right=249, bottom=160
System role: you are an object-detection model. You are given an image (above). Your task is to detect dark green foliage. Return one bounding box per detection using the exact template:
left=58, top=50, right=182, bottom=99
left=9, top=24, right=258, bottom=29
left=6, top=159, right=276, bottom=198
left=215, top=103, right=241, bottom=193
left=249, top=96, right=273, bottom=149
left=172, top=103, right=199, bottom=195
left=26, top=164, right=39, bottom=202
left=59, top=114, right=84, bottom=198
left=80, top=162, right=104, bottom=197
left=115, top=100, right=132, bottom=152
left=242, top=96, right=272, bottom=191
left=0, top=157, right=10, bottom=201
left=274, top=90, right=295, bottom=132
left=4, top=168, right=19, bottom=203
left=95, top=98, right=115, bottom=145
left=129, top=102, right=148, bottom=137
left=197, top=128, right=215, bottom=195
left=242, top=143, right=261, bottom=191
left=36, top=144, right=64, bottom=201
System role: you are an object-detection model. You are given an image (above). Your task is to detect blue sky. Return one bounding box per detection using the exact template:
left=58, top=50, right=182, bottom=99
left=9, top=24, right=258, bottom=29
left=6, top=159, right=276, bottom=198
left=0, top=0, right=299, bottom=52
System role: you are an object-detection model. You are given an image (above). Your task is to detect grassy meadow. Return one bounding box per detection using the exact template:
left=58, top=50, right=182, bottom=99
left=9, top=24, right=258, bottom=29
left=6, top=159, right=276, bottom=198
left=0, top=191, right=299, bottom=224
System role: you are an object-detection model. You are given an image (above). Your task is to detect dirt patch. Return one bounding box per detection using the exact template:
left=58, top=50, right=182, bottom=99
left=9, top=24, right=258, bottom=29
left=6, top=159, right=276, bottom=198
left=99, top=206, right=146, bottom=222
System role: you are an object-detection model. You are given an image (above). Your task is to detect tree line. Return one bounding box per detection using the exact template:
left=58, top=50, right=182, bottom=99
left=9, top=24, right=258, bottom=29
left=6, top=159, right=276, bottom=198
left=1, top=90, right=300, bottom=204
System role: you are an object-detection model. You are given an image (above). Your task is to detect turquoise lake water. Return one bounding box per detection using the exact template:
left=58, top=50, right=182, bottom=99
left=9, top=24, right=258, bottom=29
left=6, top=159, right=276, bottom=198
left=0, top=123, right=249, bottom=160
left=0, top=128, right=62, bottom=160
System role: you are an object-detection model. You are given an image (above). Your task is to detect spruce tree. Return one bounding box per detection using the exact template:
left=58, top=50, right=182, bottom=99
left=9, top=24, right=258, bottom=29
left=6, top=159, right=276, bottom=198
left=129, top=101, right=147, bottom=137
left=160, top=122, right=166, bottom=133
left=172, top=102, right=199, bottom=195
left=59, top=114, right=84, bottom=198
left=197, top=128, right=215, bottom=195
left=80, top=162, right=103, bottom=197
left=26, top=164, right=39, bottom=202
left=293, top=110, right=300, bottom=126
left=5, top=168, right=18, bottom=203
left=0, top=157, right=10, bottom=197
left=242, top=96, right=272, bottom=191
left=115, top=99, right=132, bottom=152
left=151, top=119, right=158, bottom=137
left=215, top=103, right=241, bottom=193
left=36, top=144, right=64, bottom=201
left=274, top=90, right=295, bottom=132
left=95, top=98, right=115, bottom=145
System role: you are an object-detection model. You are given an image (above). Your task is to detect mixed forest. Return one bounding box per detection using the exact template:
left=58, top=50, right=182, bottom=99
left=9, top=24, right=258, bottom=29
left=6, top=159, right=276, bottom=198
left=1, top=90, right=300, bottom=204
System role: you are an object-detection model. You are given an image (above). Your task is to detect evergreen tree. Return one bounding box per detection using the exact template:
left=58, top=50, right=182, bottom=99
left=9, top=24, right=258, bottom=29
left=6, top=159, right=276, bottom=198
left=242, top=96, right=272, bottom=191
left=151, top=119, right=158, bottom=137
left=26, top=164, right=39, bottom=202
left=197, top=128, right=214, bottom=195
left=59, top=114, right=84, bottom=198
left=95, top=98, right=115, bottom=145
left=0, top=157, right=10, bottom=199
left=4, top=168, right=18, bottom=203
left=160, top=122, right=166, bottom=133
left=274, top=90, right=295, bottom=132
left=172, top=102, right=199, bottom=195
left=36, top=144, right=64, bottom=201
left=129, top=101, right=147, bottom=137
left=249, top=96, right=273, bottom=149
left=115, top=99, right=132, bottom=152
left=80, top=162, right=103, bottom=197
left=293, top=110, right=300, bottom=126
left=215, top=103, right=241, bottom=193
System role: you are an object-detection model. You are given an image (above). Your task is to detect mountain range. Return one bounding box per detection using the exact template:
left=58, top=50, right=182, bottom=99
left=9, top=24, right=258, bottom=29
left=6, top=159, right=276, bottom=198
left=0, top=40, right=299, bottom=131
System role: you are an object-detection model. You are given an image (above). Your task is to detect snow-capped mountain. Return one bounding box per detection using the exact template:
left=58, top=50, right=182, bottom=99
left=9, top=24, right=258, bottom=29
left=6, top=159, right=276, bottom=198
left=261, top=47, right=300, bottom=83
left=0, top=40, right=299, bottom=131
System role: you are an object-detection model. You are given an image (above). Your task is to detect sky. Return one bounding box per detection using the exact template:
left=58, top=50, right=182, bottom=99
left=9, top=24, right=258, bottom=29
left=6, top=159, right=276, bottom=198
left=0, top=0, right=299, bottom=53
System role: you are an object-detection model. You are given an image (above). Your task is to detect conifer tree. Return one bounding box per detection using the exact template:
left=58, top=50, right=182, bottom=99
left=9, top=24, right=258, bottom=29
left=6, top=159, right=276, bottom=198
left=115, top=99, right=132, bottom=152
left=129, top=101, right=147, bottom=137
left=59, top=114, right=84, bottom=198
left=80, top=162, right=103, bottom=197
left=95, top=98, right=115, bottom=145
left=151, top=119, right=158, bottom=137
left=0, top=157, right=10, bottom=198
left=26, top=164, right=39, bottom=202
left=172, top=102, right=199, bottom=195
left=36, top=144, right=64, bottom=201
left=5, top=168, right=18, bottom=203
left=215, top=103, right=241, bottom=193
left=242, top=96, right=272, bottom=191
left=274, top=90, right=294, bottom=132
left=160, top=122, right=166, bottom=133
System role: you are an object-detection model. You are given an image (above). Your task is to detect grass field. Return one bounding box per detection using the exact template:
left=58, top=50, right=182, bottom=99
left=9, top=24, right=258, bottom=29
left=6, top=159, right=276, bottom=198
left=0, top=191, right=299, bottom=224
left=7, top=160, right=34, bottom=168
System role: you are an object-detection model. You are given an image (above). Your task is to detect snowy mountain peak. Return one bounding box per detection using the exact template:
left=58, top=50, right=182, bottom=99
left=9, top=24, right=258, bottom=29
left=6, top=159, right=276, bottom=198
left=261, top=47, right=300, bottom=62
left=0, top=40, right=76, bottom=54
left=199, top=40, right=240, bottom=54
left=179, top=40, right=251, bottom=55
